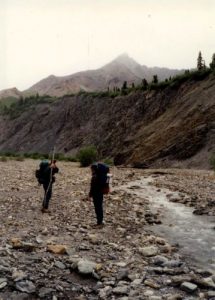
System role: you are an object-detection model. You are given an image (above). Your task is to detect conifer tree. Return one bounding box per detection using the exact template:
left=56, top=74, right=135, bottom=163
left=152, top=75, right=158, bottom=84
left=209, top=53, right=215, bottom=70
left=197, top=51, right=205, bottom=71
left=141, top=78, right=148, bottom=90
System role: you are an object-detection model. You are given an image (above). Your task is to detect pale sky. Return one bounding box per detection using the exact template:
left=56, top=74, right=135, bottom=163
left=1, top=0, right=215, bottom=90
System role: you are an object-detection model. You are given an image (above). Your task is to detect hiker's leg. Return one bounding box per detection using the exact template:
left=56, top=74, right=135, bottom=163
left=45, top=184, right=52, bottom=209
left=93, top=193, right=103, bottom=225
left=43, top=183, right=52, bottom=209
left=42, top=184, right=47, bottom=209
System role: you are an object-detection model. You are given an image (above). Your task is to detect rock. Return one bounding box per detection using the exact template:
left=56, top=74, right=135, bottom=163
left=10, top=239, right=35, bottom=251
left=153, top=255, right=169, bottom=266
left=143, top=289, right=154, bottom=296
left=113, top=286, right=129, bottom=295
left=99, top=286, right=112, bottom=299
left=15, top=280, right=36, bottom=293
left=144, top=279, right=160, bottom=289
left=12, top=269, right=28, bottom=282
left=131, top=278, right=143, bottom=286
left=88, top=234, right=100, bottom=245
left=208, top=291, right=215, bottom=297
left=47, top=244, right=67, bottom=254
left=0, top=278, right=7, bottom=290
left=180, top=282, right=198, bottom=293
left=39, top=287, right=55, bottom=298
left=11, top=238, right=22, bottom=249
left=203, top=276, right=215, bottom=288
left=139, top=246, right=158, bottom=257
left=163, top=260, right=183, bottom=268
left=115, top=262, right=127, bottom=268
left=117, top=269, right=129, bottom=281
left=55, top=261, right=66, bottom=269
left=165, top=294, right=183, bottom=300
left=171, top=275, right=192, bottom=286
left=35, top=236, right=43, bottom=244
left=77, top=259, right=97, bottom=275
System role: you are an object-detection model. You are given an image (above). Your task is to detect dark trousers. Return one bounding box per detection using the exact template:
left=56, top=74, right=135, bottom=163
left=92, top=192, right=104, bottom=225
left=43, top=182, right=52, bottom=209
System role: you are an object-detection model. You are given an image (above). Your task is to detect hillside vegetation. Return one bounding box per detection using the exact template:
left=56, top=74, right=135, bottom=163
left=0, top=69, right=214, bottom=169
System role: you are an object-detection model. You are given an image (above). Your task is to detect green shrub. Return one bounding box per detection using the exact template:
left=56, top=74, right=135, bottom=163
left=103, top=158, right=114, bottom=166
left=77, top=146, right=98, bottom=167
left=14, top=155, right=25, bottom=161
left=0, top=156, right=8, bottom=162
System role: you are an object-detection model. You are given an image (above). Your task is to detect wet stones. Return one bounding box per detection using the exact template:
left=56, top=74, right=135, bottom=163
left=180, top=281, right=198, bottom=293
left=0, top=278, right=7, bottom=290
left=139, top=246, right=158, bottom=257
left=15, top=280, right=36, bottom=293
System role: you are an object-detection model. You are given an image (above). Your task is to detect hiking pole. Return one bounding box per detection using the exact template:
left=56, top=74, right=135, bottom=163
left=43, top=146, right=56, bottom=209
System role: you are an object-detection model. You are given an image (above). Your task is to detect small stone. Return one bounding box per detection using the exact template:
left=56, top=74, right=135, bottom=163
left=131, top=278, right=143, bottom=286
left=0, top=278, right=7, bottom=290
left=180, top=282, right=198, bottom=293
left=36, top=236, right=43, bottom=244
left=16, top=280, right=36, bottom=293
left=99, top=286, right=112, bottom=299
left=208, top=291, right=215, bottom=297
left=139, top=246, right=158, bottom=257
left=144, top=279, right=160, bottom=289
left=117, top=269, right=129, bottom=280
left=55, top=261, right=66, bottom=269
left=12, top=269, right=27, bottom=282
left=113, top=286, right=129, bottom=295
left=153, top=255, right=168, bottom=266
left=11, top=238, right=22, bottom=249
left=47, top=245, right=67, bottom=254
left=144, top=290, right=154, bottom=296
left=165, top=295, right=183, bottom=300
left=77, top=259, right=97, bottom=275
left=39, top=287, right=54, bottom=298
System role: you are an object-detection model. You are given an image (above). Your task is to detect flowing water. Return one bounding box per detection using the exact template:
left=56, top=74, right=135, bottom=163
left=122, top=176, right=215, bottom=271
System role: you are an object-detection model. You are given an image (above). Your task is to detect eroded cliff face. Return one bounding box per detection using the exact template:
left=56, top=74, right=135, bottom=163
left=0, top=75, right=214, bottom=169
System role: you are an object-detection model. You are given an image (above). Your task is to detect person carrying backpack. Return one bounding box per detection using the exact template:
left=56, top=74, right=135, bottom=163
left=89, top=162, right=111, bottom=227
left=36, top=159, right=59, bottom=213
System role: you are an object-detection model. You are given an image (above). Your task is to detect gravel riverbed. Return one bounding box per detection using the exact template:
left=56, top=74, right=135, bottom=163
left=0, top=160, right=214, bottom=300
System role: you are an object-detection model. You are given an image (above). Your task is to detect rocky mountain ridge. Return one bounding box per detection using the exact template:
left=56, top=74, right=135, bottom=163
left=0, top=54, right=182, bottom=99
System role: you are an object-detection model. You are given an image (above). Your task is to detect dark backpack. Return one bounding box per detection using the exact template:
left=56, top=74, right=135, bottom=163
left=35, top=160, right=49, bottom=184
left=96, top=163, right=110, bottom=194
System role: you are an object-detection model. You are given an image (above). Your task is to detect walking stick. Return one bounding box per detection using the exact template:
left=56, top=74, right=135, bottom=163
left=43, top=147, right=56, bottom=209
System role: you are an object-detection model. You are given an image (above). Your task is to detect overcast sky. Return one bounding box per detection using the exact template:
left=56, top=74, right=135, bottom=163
left=1, top=0, right=215, bottom=90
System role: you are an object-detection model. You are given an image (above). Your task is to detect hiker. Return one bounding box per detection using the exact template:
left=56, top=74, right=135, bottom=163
left=89, top=162, right=110, bottom=227
left=36, top=160, right=59, bottom=213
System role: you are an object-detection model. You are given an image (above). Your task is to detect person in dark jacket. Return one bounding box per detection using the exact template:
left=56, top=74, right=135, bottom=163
left=89, top=163, right=106, bottom=227
left=41, top=160, right=59, bottom=213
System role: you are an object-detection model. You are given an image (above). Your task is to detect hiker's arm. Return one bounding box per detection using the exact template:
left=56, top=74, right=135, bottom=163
left=51, top=165, right=59, bottom=174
